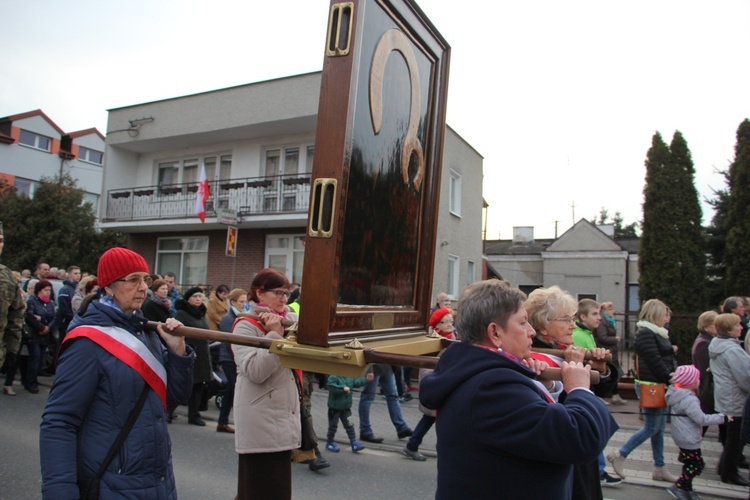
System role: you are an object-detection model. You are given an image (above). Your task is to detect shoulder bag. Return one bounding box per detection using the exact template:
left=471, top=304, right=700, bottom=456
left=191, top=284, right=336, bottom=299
left=635, top=355, right=667, bottom=409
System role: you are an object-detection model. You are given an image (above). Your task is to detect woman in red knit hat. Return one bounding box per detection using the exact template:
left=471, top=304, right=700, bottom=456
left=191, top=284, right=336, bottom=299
left=40, top=247, right=195, bottom=499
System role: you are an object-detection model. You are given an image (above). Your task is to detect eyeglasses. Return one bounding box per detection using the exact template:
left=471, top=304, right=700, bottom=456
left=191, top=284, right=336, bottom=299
left=264, top=289, right=290, bottom=299
left=550, top=316, right=575, bottom=323
left=116, top=275, right=153, bottom=288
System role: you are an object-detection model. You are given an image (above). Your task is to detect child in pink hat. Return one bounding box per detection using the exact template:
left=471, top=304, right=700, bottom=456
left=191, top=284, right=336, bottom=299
left=666, top=364, right=730, bottom=499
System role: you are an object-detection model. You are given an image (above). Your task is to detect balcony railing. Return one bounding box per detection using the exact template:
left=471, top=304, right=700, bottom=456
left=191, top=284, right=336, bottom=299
left=103, top=173, right=311, bottom=222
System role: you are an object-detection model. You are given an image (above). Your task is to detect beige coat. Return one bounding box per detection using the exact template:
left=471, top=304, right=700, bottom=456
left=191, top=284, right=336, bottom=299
left=206, top=292, right=229, bottom=331
left=232, top=312, right=301, bottom=454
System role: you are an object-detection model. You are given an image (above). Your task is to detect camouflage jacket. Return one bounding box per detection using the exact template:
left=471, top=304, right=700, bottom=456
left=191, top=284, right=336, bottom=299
left=0, top=264, right=25, bottom=366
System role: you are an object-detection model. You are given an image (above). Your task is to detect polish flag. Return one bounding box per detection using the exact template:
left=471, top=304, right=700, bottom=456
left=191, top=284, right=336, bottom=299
left=195, top=163, right=210, bottom=223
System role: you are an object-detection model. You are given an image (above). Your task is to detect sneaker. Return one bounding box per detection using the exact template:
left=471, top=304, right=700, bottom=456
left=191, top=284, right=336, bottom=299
left=666, top=485, right=691, bottom=500
left=606, top=451, right=626, bottom=478
left=326, top=441, right=340, bottom=452
left=401, top=447, right=427, bottom=461
left=610, top=394, right=627, bottom=405
left=402, top=393, right=413, bottom=402
left=600, top=471, right=622, bottom=486
left=351, top=440, right=365, bottom=452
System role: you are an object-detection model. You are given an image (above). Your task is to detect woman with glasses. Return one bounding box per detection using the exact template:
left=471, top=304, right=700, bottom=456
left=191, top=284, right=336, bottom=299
left=174, top=286, right=212, bottom=426
left=232, top=268, right=300, bottom=500
left=40, top=247, right=194, bottom=499
left=420, top=280, right=616, bottom=499
left=525, top=286, right=617, bottom=498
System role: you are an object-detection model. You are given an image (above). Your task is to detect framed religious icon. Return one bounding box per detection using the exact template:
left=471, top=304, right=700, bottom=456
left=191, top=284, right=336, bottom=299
left=298, top=0, right=450, bottom=349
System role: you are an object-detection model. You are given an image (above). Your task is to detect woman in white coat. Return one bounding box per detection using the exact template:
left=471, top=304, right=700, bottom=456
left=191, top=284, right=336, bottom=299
left=232, top=268, right=300, bottom=500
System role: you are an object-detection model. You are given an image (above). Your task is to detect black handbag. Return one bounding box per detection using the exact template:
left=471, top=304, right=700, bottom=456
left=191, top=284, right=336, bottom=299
left=78, top=386, right=150, bottom=500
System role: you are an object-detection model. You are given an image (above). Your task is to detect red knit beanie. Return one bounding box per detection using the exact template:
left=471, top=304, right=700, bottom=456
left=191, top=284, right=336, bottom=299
left=430, top=307, right=452, bottom=329
left=98, top=247, right=149, bottom=289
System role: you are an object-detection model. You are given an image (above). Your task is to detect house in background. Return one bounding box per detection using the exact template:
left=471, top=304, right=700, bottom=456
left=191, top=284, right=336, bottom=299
left=100, top=72, right=484, bottom=297
left=485, top=218, right=640, bottom=317
left=0, top=109, right=105, bottom=207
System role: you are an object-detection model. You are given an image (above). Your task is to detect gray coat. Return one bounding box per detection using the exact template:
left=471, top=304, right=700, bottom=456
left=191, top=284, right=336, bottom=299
left=666, top=386, right=725, bottom=449
left=709, top=336, right=750, bottom=416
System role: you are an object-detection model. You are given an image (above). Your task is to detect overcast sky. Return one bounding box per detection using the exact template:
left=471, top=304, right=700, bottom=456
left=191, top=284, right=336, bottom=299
left=3, top=0, right=749, bottom=239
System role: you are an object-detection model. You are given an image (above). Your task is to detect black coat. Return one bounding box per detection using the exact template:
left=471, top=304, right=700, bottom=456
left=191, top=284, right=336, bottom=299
left=174, top=299, right=212, bottom=383
left=635, top=326, right=676, bottom=384
left=141, top=298, right=172, bottom=324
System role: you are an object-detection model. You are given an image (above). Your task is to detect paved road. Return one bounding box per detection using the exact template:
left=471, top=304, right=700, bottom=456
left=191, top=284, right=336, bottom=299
left=0, top=377, right=734, bottom=500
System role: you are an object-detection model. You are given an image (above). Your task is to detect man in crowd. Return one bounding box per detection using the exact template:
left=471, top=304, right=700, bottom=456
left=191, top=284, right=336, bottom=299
left=164, top=272, right=181, bottom=316
left=56, top=265, right=81, bottom=341
left=572, top=298, right=621, bottom=487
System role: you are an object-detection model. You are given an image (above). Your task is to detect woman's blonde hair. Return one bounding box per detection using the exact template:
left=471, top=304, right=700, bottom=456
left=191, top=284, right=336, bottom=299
left=228, top=288, right=247, bottom=303
left=714, top=313, right=740, bottom=335
left=639, top=299, right=668, bottom=324
left=697, top=310, right=718, bottom=331
left=525, top=286, right=577, bottom=332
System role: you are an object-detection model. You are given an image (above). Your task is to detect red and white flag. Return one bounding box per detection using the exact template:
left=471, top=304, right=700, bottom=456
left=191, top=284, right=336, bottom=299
left=195, top=163, right=211, bottom=223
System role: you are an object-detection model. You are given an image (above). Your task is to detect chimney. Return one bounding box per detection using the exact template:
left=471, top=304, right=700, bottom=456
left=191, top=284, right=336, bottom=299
left=512, top=226, right=534, bottom=245
left=597, top=224, right=615, bottom=237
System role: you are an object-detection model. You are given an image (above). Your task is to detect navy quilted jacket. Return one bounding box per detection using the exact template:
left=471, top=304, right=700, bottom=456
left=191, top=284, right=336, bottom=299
left=40, top=300, right=194, bottom=499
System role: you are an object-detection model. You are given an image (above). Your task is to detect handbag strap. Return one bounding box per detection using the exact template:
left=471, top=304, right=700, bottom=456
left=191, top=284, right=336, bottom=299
left=83, top=385, right=150, bottom=496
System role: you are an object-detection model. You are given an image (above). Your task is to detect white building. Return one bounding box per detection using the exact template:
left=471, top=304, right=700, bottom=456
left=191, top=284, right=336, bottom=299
left=0, top=109, right=105, bottom=207
left=100, top=72, right=484, bottom=297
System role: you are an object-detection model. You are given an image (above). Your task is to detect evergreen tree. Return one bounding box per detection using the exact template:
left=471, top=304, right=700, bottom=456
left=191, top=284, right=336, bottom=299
left=0, top=173, right=126, bottom=273
left=639, top=132, right=683, bottom=307
left=592, top=208, right=638, bottom=237
left=706, top=172, right=730, bottom=306
left=725, top=119, right=750, bottom=295
left=669, top=131, right=706, bottom=311
left=639, top=131, right=707, bottom=312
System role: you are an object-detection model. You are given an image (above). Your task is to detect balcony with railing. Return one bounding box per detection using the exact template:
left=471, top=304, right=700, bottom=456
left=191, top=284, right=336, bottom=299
left=102, top=173, right=311, bottom=223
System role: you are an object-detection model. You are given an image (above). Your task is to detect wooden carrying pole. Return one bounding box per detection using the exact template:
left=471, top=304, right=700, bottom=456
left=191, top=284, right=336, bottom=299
left=145, top=321, right=600, bottom=384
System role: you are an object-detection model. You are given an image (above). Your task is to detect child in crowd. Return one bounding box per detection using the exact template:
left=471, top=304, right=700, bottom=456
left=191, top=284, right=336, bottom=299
left=326, top=373, right=371, bottom=453
left=666, top=364, right=729, bottom=500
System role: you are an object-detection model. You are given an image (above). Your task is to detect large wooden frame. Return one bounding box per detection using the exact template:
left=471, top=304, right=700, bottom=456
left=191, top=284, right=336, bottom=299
left=299, top=0, right=450, bottom=347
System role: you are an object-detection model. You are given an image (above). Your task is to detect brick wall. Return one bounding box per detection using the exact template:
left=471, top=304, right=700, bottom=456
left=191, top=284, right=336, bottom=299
left=127, top=227, right=305, bottom=290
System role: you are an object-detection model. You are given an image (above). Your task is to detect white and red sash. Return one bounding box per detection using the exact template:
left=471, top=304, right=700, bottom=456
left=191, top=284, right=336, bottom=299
left=64, top=325, right=168, bottom=409
left=530, top=351, right=563, bottom=368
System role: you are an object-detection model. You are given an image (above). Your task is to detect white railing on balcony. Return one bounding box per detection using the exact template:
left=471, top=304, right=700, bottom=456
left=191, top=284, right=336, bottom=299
left=103, top=174, right=311, bottom=222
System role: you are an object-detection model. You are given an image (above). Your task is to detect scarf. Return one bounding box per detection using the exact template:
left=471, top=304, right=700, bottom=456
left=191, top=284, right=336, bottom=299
left=38, top=294, right=51, bottom=303
left=150, top=294, right=171, bottom=309
left=434, top=327, right=453, bottom=339
left=100, top=294, right=136, bottom=316
left=636, top=320, right=670, bottom=339
left=602, top=312, right=616, bottom=327
left=255, top=302, right=288, bottom=319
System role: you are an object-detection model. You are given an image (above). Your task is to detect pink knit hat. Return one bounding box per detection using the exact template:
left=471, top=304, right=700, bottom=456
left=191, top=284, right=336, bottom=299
left=97, top=247, right=149, bottom=288
left=672, top=364, right=700, bottom=388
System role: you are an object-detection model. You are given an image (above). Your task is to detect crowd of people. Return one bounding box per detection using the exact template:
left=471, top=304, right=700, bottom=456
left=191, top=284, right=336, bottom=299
left=2, top=228, right=750, bottom=498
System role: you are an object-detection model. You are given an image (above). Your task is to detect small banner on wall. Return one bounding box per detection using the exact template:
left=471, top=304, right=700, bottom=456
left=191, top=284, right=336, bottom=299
left=225, top=226, right=238, bottom=257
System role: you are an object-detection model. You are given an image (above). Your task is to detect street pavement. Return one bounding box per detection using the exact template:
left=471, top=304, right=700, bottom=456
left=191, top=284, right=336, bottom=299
left=17, top=375, right=750, bottom=499
left=303, top=383, right=749, bottom=500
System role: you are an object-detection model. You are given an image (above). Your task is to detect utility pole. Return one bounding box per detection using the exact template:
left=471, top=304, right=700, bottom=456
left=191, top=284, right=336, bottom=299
left=554, top=220, right=560, bottom=239
left=571, top=201, right=576, bottom=224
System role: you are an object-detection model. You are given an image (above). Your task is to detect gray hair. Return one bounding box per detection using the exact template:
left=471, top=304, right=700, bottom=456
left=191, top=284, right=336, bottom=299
left=524, top=286, right=577, bottom=332
left=455, top=279, right=527, bottom=345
